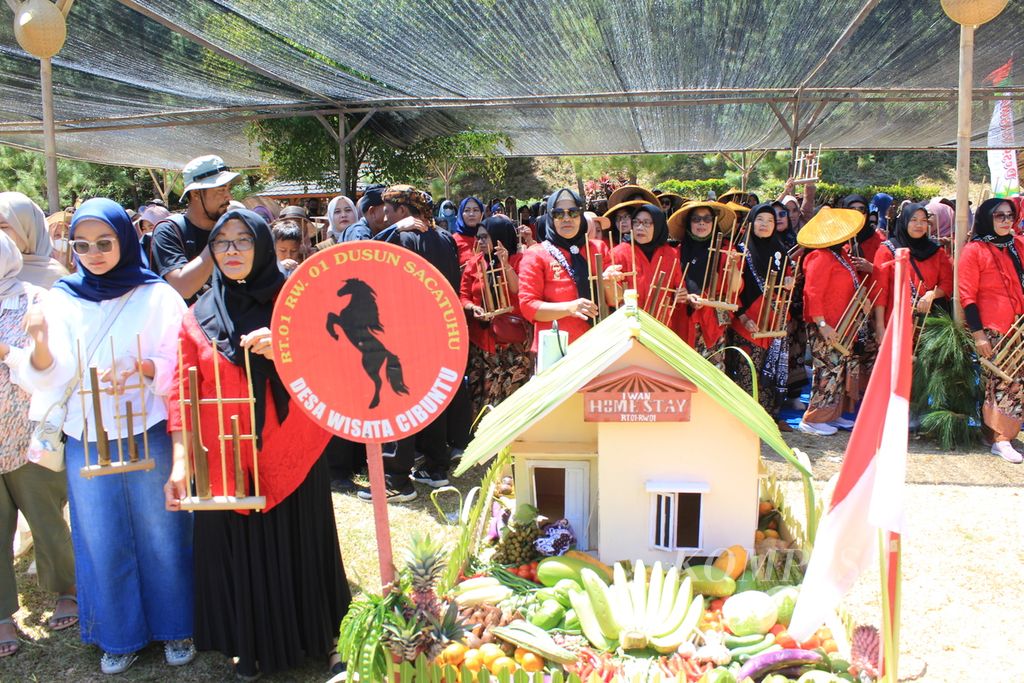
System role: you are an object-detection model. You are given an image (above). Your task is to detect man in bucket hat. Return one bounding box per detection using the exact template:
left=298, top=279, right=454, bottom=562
left=150, top=154, right=239, bottom=302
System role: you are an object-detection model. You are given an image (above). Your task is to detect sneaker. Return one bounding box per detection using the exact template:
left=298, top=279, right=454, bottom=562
left=413, top=452, right=426, bottom=469
left=829, top=416, right=856, bottom=430
left=449, top=447, right=465, bottom=461
left=100, top=651, right=139, bottom=675
left=798, top=420, right=838, bottom=436
left=411, top=469, right=449, bottom=488
left=991, top=441, right=1024, bottom=464
left=357, top=484, right=417, bottom=503
left=164, top=639, right=196, bottom=666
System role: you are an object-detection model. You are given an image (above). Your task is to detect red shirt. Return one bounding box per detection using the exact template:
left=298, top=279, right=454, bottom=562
left=169, top=311, right=330, bottom=513
left=612, top=242, right=689, bottom=337
left=460, top=252, right=524, bottom=353
left=874, top=247, right=953, bottom=319
left=856, top=229, right=887, bottom=264
left=452, top=233, right=477, bottom=268
left=958, top=237, right=1024, bottom=334
left=802, top=248, right=864, bottom=328
left=519, top=240, right=613, bottom=353
left=683, top=248, right=742, bottom=347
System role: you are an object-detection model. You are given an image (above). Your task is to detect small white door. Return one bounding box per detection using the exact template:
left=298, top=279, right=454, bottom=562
left=526, top=460, right=590, bottom=550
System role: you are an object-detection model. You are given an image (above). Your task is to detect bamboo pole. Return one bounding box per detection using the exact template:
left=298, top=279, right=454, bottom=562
left=89, top=368, right=110, bottom=466
left=212, top=341, right=228, bottom=498
left=231, top=415, right=244, bottom=498
left=244, top=348, right=260, bottom=499
left=40, top=58, right=59, bottom=213
left=952, top=24, right=975, bottom=324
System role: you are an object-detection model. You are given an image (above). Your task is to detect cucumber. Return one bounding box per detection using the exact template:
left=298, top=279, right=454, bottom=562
left=724, top=633, right=768, bottom=649
left=537, top=556, right=610, bottom=588
left=728, top=633, right=776, bottom=658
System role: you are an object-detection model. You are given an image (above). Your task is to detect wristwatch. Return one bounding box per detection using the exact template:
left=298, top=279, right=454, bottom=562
left=818, top=320, right=827, bottom=328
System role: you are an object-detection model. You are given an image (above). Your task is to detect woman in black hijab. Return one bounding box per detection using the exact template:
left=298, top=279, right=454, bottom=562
left=959, top=198, right=1024, bottom=462
left=871, top=202, right=952, bottom=340
left=461, top=215, right=532, bottom=413
left=518, top=189, right=623, bottom=354
left=727, top=204, right=792, bottom=426
left=165, top=209, right=350, bottom=677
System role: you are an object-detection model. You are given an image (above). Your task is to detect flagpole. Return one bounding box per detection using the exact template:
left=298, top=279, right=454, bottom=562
left=878, top=530, right=902, bottom=683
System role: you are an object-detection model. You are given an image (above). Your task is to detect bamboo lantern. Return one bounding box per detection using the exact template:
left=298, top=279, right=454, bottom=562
left=13, top=0, right=67, bottom=59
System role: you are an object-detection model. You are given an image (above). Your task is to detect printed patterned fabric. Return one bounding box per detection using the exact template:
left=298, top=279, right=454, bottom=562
left=803, top=323, right=861, bottom=424
left=467, top=343, right=532, bottom=418
left=727, top=331, right=788, bottom=419
left=694, top=324, right=726, bottom=371
left=0, top=294, right=31, bottom=474
left=982, top=329, right=1024, bottom=441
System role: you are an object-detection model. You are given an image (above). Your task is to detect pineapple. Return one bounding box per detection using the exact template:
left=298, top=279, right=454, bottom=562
left=424, top=602, right=469, bottom=660
left=404, top=533, right=447, bottom=619
left=382, top=610, right=432, bottom=663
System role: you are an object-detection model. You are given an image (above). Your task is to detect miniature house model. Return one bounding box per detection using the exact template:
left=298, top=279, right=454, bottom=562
left=456, top=295, right=795, bottom=566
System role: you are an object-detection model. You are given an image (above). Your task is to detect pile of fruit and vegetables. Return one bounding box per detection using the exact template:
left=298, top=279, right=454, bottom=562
left=339, top=495, right=860, bottom=683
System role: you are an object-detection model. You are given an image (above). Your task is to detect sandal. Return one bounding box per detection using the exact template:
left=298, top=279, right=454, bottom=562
left=48, top=594, right=79, bottom=631
left=0, top=619, right=19, bottom=658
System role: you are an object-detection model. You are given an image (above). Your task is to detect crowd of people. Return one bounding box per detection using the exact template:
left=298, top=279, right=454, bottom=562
left=0, top=150, right=1021, bottom=678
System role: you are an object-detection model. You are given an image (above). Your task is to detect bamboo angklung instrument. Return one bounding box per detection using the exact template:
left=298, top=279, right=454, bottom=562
left=830, top=280, right=881, bottom=357
left=644, top=257, right=683, bottom=326
left=177, top=341, right=265, bottom=511
left=78, top=335, right=155, bottom=478
left=698, top=215, right=742, bottom=311
left=584, top=238, right=609, bottom=323
left=753, top=254, right=798, bottom=339
left=478, top=255, right=513, bottom=319
left=980, top=314, right=1024, bottom=382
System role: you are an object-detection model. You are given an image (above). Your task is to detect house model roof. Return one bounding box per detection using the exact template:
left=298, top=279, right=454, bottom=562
left=454, top=300, right=810, bottom=478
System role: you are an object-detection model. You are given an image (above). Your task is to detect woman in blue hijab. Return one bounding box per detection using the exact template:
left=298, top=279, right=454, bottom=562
left=17, top=198, right=194, bottom=674
left=451, top=196, right=486, bottom=266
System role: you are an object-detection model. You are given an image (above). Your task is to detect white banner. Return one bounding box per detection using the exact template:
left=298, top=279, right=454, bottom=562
left=987, top=98, right=1019, bottom=197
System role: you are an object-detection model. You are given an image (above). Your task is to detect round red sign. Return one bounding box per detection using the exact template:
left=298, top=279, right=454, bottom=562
left=271, top=241, right=468, bottom=443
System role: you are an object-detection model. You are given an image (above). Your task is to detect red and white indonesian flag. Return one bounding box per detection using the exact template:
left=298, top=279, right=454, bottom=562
left=985, top=58, right=1019, bottom=198
left=788, top=251, right=912, bottom=641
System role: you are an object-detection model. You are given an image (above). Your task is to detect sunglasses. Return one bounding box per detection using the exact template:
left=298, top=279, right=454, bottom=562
left=691, top=215, right=714, bottom=224
left=992, top=211, right=1015, bottom=222
left=70, top=237, right=118, bottom=255
left=210, top=236, right=256, bottom=254
left=550, top=208, right=581, bottom=220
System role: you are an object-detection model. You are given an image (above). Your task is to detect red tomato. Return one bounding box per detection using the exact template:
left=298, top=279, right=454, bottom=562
left=709, top=598, right=726, bottom=612
left=769, top=624, right=786, bottom=636
left=774, top=631, right=798, bottom=649
left=800, top=635, right=821, bottom=650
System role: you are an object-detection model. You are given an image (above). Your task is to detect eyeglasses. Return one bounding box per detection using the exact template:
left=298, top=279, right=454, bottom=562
left=462, top=207, right=482, bottom=215
left=691, top=215, right=714, bottom=224
left=776, top=209, right=789, bottom=217
left=992, top=211, right=1015, bottom=222
left=70, top=237, right=118, bottom=255
left=210, top=236, right=256, bottom=253
left=550, top=208, right=581, bottom=220
left=632, top=219, right=654, bottom=228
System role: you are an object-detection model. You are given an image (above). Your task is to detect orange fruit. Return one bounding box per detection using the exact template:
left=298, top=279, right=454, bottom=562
left=822, top=638, right=838, bottom=654
left=758, top=500, right=774, bottom=514
left=520, top=652, right=545, bottom=673
left=513, top=647, right=529, bottom=663
left=490, top=656, right=517, bottom=674
left=462, top=649, right=483, bottom=672
left=479, top=643, right=504, bottom=667
left=442, top=642, right=467, bottom=666
left=754, top=530, right=766, bottom=542
left=764, top=529, right=780, bottom=539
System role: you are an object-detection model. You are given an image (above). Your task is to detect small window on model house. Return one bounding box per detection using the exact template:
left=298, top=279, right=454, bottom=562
left=647, top=482, right=708, bottom=552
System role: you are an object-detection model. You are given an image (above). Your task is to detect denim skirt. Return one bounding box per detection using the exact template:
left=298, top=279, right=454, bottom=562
left=65, top=421, right=193, bottom=653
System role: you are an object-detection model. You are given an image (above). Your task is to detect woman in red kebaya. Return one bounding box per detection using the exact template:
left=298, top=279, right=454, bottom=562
left=461, top=215, right=531, bottom=415
left=727, top=204, right=793, bottom=429
left=518, top=188, right=622, bottom=355
left=872, top=202, right=953, bottom=341
left=959, top=198, right=1024, bottom=463
left=164, top=209, right=349, bottom=678
left=669, top=202, right=740, bottom=367
left=797, top=209, right=867, bottom=437
left=450, top=197, right=485, bottom=268
left=611, top=203, right=684, bottom=329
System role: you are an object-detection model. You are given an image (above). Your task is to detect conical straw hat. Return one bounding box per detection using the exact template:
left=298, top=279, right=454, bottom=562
left=606, top=185, right=659, bottom=212
left=667, top=201, right=737, bottom=240
left=797, top=206, right=866, bottom=249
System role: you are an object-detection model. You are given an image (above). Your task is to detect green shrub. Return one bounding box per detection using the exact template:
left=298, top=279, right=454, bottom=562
left=655, top=178, right=731, bottom=199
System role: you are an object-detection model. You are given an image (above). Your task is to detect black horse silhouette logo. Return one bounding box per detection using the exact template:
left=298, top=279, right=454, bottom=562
left=326, top=278, right=410, bottom=409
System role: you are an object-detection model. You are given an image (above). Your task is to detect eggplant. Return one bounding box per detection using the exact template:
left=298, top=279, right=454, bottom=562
left=736, top=648, right=824, bottom=680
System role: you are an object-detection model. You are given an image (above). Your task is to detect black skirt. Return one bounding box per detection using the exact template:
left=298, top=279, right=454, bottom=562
left=193, top=456, right=351, bottom=677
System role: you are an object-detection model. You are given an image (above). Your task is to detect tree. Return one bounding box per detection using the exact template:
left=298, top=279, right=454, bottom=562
left=246, top=115, right=509, bottom=198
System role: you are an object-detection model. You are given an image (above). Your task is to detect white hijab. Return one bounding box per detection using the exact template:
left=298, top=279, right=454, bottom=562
left=0, top=192, right=68, bottom=288
left=326, top=195, right=361, bottom=237
left=0, top=231, right=25, bottom=300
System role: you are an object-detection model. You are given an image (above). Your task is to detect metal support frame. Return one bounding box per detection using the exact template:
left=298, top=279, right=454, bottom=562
left=721, top=149, right=769, bottom=192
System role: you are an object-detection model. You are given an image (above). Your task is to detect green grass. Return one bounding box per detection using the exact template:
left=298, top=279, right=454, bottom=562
left=4, top=467, right=486, bottom=682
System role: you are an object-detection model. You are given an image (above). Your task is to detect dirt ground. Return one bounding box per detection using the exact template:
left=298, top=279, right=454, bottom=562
left=4, top=432, right=1022, bottom=682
